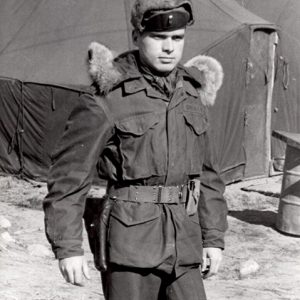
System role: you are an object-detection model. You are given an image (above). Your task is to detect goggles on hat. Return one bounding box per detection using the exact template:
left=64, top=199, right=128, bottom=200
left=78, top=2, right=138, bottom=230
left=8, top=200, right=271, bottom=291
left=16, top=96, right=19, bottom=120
left=142, top=7, right=191, bottom=31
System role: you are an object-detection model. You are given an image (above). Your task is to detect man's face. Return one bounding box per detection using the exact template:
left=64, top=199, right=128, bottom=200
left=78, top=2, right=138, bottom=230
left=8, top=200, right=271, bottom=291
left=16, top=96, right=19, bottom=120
left=134, top=28, right=186, bottom=74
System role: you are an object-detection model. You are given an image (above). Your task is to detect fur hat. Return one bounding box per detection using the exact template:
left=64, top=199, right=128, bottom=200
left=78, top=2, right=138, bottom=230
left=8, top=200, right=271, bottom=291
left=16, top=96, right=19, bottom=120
left=131, top=0, right=194, bottom=32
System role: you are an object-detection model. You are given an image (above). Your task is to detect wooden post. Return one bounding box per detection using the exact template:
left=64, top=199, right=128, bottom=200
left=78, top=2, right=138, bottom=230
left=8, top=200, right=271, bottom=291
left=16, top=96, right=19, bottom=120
left=266, top=32, right=278, bottom=175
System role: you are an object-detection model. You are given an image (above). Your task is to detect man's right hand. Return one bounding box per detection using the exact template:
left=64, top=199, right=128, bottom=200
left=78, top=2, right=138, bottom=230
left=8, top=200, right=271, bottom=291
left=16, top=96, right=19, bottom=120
left=58, top=255, right=90, bottom=286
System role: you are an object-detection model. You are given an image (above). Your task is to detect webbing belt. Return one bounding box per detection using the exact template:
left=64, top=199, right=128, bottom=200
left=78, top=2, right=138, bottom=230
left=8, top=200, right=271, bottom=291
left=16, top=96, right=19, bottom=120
left=108, top=185, right=188, bottom=204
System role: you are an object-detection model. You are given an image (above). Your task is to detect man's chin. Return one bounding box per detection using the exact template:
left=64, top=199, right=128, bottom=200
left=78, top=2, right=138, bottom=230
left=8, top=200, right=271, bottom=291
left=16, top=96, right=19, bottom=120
left=154, top=64, right=176, bottom=74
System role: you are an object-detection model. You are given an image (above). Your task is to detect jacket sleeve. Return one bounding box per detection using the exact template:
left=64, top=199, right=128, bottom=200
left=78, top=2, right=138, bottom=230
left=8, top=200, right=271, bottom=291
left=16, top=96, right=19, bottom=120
left=43, top=93, right=113, bottom=259
left=198, top=130, right=228, bottom=249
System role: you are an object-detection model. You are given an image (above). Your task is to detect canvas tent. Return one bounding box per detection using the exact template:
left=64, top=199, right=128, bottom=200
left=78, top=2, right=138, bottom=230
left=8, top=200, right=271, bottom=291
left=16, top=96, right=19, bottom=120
left=0, top=0, right=278, bottom=183
left=235, top=0, right=300, bottom=173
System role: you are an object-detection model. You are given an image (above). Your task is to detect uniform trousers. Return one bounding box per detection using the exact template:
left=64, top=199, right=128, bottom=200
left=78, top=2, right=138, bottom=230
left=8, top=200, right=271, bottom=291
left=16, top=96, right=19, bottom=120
left=101, top=265, right=207, bottom=300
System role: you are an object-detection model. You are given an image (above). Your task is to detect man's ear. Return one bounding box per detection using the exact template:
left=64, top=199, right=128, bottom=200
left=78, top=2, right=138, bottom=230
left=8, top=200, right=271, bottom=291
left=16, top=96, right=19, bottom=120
left=132, top=30, right=139, bottom=46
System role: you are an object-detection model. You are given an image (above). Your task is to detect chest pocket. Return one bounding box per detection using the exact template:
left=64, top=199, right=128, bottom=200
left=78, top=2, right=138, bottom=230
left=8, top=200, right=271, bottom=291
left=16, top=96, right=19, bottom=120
left=183, top=111, right=209, bottom=175
left=115, top=113, right=162, bottom=180
left=116, top=113, right=160, bottom=136
left=183, top=112, right=208, bottom=136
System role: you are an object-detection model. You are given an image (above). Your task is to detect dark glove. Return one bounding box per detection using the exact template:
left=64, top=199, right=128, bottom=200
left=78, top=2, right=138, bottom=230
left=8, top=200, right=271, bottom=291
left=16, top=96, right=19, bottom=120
left=84, top=195, right=114, bottom=272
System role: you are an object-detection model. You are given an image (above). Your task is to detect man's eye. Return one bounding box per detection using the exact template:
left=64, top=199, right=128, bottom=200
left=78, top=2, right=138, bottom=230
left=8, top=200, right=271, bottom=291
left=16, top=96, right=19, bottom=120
left=153, top=35, right=164, bottom=40
left=173, top=36, right=184, bottom=41
left=150, top=34, right=162, bottom=40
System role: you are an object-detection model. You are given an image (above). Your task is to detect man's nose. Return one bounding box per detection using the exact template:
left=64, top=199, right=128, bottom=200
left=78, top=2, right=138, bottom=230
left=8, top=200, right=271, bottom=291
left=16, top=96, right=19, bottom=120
left=162, top=38, right=174, bottom=53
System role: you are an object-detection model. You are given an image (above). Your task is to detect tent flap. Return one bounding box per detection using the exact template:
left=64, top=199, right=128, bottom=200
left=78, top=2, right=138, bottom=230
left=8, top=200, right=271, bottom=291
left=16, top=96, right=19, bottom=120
left=0, top=78, right=83, bottom=180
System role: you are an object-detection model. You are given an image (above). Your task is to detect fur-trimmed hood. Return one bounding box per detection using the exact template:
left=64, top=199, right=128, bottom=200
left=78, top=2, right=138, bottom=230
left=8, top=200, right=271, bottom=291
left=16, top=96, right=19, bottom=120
left=88, top=41, right=224, bottom=106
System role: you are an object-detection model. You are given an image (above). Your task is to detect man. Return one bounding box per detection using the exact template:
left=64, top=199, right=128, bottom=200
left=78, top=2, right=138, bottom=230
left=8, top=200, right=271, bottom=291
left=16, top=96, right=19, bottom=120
left=43, top=0, right=227, bottom=299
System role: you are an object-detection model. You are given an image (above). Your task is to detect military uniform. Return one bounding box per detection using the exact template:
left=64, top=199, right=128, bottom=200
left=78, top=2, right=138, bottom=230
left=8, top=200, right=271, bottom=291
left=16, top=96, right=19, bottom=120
left=44, top=1, right=227, bottom=299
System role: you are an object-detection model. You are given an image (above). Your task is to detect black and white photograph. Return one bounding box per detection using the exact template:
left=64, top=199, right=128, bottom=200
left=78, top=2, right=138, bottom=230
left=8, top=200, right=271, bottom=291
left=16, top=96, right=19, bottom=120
left=0, top=1, right=299, bottom=299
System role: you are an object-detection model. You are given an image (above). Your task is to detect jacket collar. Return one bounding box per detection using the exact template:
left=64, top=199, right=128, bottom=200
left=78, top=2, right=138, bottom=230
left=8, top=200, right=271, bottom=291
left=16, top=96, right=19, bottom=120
left=87, top=42, right=223, bottom=105
left=117, top=52, right=199, bottom=101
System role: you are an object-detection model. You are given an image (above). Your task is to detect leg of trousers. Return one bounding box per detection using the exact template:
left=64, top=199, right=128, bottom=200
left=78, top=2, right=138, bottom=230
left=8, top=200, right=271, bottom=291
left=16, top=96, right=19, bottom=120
left=101, top=266, right=207, bottom=300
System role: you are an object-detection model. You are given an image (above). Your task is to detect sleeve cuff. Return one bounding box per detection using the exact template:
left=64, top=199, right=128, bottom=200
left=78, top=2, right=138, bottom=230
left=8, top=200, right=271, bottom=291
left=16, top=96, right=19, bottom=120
left=51, top=239, right=84, bottom=259
left=202, top=229, right=225, bottom=249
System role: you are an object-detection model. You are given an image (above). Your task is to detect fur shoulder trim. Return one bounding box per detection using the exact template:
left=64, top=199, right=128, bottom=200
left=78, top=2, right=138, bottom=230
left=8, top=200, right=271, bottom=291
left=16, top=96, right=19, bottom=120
left=184, top=55, right=224, bottom=106
left=88, top=42, right=122, bottom=96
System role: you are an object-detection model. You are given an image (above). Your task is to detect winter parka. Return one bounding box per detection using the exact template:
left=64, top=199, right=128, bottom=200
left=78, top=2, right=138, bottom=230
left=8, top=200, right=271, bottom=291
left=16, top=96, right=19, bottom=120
left=43, top=43, right=227, bottom=275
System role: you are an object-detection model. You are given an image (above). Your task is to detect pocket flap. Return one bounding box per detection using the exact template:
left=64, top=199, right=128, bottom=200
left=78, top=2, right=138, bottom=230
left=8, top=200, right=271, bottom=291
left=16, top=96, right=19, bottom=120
left=111, top=201, right=161, bottom=226
left=116, top=113, right=160, bottom=136
left=183, top=112, right=208, bottom=135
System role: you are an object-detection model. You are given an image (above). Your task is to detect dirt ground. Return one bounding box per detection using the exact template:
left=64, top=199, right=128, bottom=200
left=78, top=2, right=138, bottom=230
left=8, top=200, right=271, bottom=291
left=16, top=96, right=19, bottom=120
left=0, top=174, right=299, bottom=300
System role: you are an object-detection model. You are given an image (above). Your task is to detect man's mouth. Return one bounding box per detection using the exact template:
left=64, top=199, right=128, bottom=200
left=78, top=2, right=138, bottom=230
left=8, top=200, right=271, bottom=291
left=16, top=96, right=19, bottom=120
left=159, top=57, right=174, bottom=63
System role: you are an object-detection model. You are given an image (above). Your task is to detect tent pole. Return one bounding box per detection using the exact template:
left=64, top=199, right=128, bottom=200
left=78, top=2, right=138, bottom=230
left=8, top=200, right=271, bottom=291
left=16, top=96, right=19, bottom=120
left=123, top=0, right=134, bottom=50
left=266, top=32, right=278, bottom=176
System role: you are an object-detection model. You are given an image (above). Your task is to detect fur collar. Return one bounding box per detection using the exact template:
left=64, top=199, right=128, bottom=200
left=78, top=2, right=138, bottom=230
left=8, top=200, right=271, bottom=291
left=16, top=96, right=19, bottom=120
left=88, top=41, right=223, bottom=106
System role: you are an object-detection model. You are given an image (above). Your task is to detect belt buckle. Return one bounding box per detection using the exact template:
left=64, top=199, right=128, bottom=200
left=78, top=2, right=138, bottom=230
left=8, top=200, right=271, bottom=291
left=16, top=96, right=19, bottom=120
left=156, top=185, right=184, bottom=203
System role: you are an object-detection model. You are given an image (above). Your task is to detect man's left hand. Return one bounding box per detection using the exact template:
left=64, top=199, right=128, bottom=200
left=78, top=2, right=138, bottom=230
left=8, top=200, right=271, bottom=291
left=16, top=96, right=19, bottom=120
left=201, top=247, right=222, bottom=279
